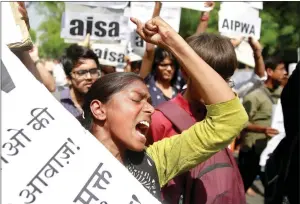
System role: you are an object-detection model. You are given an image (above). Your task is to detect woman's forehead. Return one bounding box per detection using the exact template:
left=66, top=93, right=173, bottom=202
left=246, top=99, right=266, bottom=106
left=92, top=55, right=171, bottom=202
left=122, top=81, right=150, bottom=95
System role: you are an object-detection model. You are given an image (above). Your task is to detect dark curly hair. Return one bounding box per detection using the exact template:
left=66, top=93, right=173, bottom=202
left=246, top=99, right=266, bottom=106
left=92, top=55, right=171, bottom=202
left=61, top=44, right=100, bottom=77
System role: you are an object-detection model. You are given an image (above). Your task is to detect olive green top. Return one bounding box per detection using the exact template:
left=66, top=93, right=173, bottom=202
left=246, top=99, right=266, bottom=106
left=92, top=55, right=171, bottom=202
left=242, top=85, right=282, bottom=148
left=146, top=96, right=248, bottom=187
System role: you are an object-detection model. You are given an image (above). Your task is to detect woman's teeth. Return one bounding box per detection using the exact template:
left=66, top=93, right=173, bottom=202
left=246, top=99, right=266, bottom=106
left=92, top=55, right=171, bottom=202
left=139, top=120, right=149, bottom=127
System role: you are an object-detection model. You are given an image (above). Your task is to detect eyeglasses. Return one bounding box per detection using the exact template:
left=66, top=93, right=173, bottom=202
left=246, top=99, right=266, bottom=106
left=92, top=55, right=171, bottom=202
left=72, top=68, right=101, bottom=79
left=159, top=63, right=174, bottom=68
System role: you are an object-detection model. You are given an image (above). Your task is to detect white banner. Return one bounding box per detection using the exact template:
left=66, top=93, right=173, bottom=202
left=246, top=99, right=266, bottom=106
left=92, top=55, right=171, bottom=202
left=162, top=2, right=213, bottom=11
left=92, top=43, right=127, bottom=67
left=218, top=11, right=261, bottom=40
left=61, top=3, right=129, bottom=42
left=129, top=2, right=181, bottom=33
left=1, top=44, right=161, bottom=204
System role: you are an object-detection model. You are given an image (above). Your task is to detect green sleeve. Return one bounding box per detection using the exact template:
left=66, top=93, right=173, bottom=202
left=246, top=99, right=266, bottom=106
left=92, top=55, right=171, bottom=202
left=146, top=96, right=248, bottom=188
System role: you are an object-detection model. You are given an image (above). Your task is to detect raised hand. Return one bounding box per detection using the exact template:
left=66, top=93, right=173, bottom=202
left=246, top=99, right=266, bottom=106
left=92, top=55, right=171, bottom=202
left=130, top=16, right=177, bottom=50
left=248, top=37, right=262, bottom=53
left=17, top=2, right=30, bottom=30
left=204, top=1, right=215, bottom=9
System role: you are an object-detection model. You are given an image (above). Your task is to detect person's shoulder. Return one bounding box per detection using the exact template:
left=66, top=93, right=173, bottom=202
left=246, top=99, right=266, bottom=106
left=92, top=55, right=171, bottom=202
left=151, top=109, right=171, bottom=126
left=243, top=88, right=262, bottom=102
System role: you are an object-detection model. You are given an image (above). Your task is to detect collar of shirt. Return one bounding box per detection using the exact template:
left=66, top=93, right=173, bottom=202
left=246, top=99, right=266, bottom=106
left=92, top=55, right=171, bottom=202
left=60, top=87, right=72, bottom=101
left=261, top=85, right=282, bottom=102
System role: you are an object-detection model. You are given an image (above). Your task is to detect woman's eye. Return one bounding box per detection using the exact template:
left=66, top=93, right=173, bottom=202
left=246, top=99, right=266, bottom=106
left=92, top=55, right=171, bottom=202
left=132, top=98, right=141, bottom=103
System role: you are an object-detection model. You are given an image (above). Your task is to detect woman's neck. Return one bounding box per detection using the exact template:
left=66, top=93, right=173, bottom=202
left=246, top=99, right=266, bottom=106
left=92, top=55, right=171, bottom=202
left=70, top=87, right=85, bottom=108
left=91, top=124, right=126, bottom=164
left=155, top=78, right=171, bottom=89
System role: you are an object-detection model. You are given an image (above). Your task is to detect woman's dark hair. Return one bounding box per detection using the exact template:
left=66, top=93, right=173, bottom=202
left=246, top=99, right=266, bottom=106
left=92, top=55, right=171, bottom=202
left=80, top=72, right=144, bottom=129
left=186, top=33, right=237, bottom=80
left=152, top=47, right=180, bottom=85
left=61, top=44, right=100, bottom=77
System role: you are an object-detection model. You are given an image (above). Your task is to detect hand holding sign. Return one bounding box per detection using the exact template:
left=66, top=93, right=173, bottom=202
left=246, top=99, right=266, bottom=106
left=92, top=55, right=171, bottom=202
left=248, top=37, right=262, bottom=53
left=265, top=127, right=279, bottom=137
left=130, top=16, right=177, bottom=50
left=17, top=2, right=30, bottom=30
left=204, top=1, right=215, bottom=10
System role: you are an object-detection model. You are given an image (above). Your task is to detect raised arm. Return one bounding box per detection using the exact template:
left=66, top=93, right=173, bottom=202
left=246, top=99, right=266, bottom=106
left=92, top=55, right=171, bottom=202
left=249, top=37, right=266, bottom=78
left=131, top=16, right=248, bottom=186
left=195, top=2, right=215, bottom=35
left=131, top=16, right=234, bottom=104
left=139, top=2, right=162, bottom=79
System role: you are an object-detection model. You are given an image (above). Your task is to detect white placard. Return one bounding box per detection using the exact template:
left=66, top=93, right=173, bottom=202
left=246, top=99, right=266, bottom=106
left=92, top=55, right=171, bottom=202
left=260, top=99, right=285, bottom=169
left=69, top=2, right=129, bottom=9
left=92, top=43, right=127, bottom=67
left=1, top=2, right=23, bottom=45
left=234, top=40, right=255, bottom=67
left=62, top=11, right=127, bottom=42
left=220, top=2, right=259, bottom=17
left=1, top=44, right=161, bottom=204
left=130, top=31, right=146, bottom=57
left=218, top=11, right=261, bottom=40
left=129, top=2, right=181, bottom=33
left=163, top=2, right=213, bottom=12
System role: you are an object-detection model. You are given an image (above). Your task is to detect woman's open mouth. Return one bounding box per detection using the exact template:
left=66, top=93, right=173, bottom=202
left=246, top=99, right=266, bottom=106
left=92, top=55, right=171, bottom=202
left=135, top=120, right=150, bottom=140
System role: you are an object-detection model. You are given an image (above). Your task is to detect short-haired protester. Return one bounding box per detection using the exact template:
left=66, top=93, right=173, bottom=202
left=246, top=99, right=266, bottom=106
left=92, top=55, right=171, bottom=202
left=81, top=17, right=248, bottom=201
left=60, top=44, right=101, bottom=118
left=148, top=33, right=246, bottom=204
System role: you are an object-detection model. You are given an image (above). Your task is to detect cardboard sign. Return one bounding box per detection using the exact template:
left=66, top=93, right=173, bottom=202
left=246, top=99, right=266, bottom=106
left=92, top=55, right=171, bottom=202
left=92, top=43, right=127, bottom=67
left=61, top=3, right=129, bottom=42
left=129, top=2, right=181, bottom=33
left=62, top=11, right=126, bottom=41
left=234, top=40, right=255, bottom=67
left=2, top=2, right=23, bottom=45
left=1, top=44, right=161, bottom=204
left=2, top=2, right=33, bottom=51
left=218, top=11, right=261, bottom=39
left=130, top=32, right=146, bottom=57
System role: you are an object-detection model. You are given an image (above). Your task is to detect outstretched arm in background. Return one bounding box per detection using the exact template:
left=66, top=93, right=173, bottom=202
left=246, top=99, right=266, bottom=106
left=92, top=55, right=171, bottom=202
left=249, top=37, right=266, bottom=78
left=195, top=1, right=215, bottom=34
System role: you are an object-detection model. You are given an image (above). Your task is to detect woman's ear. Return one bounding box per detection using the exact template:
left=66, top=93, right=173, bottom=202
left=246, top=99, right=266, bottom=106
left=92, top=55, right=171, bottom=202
left=90, top=100, right=107, bottom=121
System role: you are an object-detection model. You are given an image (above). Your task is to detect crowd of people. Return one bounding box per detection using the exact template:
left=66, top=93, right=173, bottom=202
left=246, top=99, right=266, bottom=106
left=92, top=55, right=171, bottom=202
left=7, top=2, right=299, bottom=204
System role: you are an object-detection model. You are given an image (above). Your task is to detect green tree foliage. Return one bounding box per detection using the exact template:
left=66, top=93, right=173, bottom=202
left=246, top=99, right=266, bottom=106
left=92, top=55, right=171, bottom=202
left=36, top=2, right=68, bottom=59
